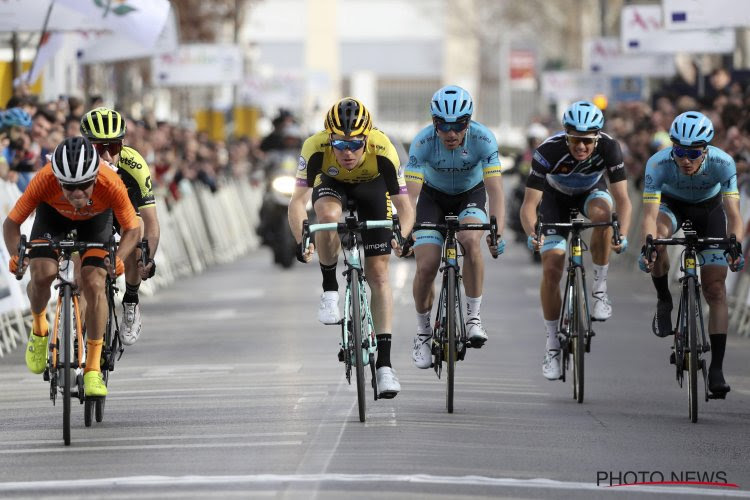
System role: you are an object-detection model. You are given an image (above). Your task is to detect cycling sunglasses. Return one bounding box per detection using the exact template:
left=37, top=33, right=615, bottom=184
left=566, top=134, right=599, bottom=146
left=92, top=141, right=123, bottom=156
left=672, top=145, right=705, bottom=160
left=60, top=179, right=95, bottom=192
left=330, top=139, right=365, bottom=151
left=434, top=120, right=469, bottom=133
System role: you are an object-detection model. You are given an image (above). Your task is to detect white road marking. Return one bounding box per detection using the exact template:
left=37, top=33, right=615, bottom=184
left=0, top=441, right=302, bottom=455
left=0, top=474, right=746, bottom=497
left=0, top=432, right=306, bottom=447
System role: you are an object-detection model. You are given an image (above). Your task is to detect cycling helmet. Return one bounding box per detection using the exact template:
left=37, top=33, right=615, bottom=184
left=430, top=85, right=473, bottom=122
left=324, top=98, right=372, bottom=137
left=4, top=107, right=32, bottom=129
left=80, top=107, right=126, bottom=140
left=669, top=111, right=714, bottom=147
left=562, top=100, right=604, bottom=132
left=51, top=136, right=100, bottom=184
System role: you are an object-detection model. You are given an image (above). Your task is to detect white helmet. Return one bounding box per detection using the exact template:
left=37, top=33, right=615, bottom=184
left=51, top=136, right=100, bottom=184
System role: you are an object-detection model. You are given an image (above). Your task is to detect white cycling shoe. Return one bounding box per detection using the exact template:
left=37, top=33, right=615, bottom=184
left=376, top=366, right=401, bottom=399
left=591, top=291, right=612, bottom=321
left=542, top=348, right=561, bottom=380
left=120, top=302, right=142, bottom=346
left=466, top=317, right=488, bottom=346
left=412, top=333, right=432, bottom=369
left=317, top=291, right=341, bottom=325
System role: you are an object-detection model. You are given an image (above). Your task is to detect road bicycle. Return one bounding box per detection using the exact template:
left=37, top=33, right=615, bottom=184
left=535, top=210, right=621, bottom=403
left=16, top=234, right=117, bottom=445
left=406, top=215, right=498, bottom=413
left=645, top=221, right=741, bottom=422
left=301, top=202, right=403, bottom=422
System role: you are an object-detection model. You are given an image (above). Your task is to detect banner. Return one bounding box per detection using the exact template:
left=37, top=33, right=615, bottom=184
left=663, top=0, right=750, bottom=31
left=586, top=37, right=675, bottom=77
left=152, top=44, right=243, bottom=87
left=0, top=0, right=100, bottom=32
left=13, top=32, right=64, bottom=86
left=57, top=0, right=170, bottom=48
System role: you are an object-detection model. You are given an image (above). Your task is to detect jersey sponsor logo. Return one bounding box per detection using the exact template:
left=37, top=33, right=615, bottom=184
left=365, top=241, right=389, bottom=252
left=645, top=174, right=654, bottom=189
left=608, top=162, right=624, bottom=171
left=533, top=150, right=551, bottom=169
left=467, top=202, right=477, bottom=208
left=408, top=155, right=418, bottom=167
left=487, top=151, right=499, bottom=164
left=119, top=155, right=142, bottom=170
left=327, top=166, right=339, bottom=176
left=460, top=149, right=469, bottom=157
left=297, top=156, right=306, bottom=171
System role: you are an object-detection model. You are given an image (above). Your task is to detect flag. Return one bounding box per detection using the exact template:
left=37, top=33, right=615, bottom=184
left=14, top=31, right=64, bottom=86
left=56, top=0, right=170, bottom=48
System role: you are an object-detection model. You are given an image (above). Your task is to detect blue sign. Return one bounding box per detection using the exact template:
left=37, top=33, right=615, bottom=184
left=611, top=77, right=644, bottom=102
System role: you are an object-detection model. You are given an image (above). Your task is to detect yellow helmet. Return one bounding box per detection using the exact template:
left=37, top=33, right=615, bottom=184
left=80, top=107, right=126, bottom=141
left=324, top=97, right=372, bottom=137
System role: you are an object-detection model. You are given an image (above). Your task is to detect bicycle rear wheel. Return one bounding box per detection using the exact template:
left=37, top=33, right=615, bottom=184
left=687, top=278, right=698, bottom=423
left=350, top=270, right=366, bottom=422
left=62, top=287, right=72, bottom=446
left=572, top=270, right=585, bottom=404
left=446, top=267, right=457, bottom=414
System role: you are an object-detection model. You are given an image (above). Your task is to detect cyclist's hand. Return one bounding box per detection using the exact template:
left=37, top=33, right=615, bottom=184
left=727, top=251, right=745, bottom=272
left=487, top=234, right=505, bottom=258
left=296, top=242, right=314, bottom=263
left=137, top=258, right=156, bottom=280
left=612, top=236, right=628, bottom=254
left=639, top=245, right=653, bottom=273
left=527, top=234, right=543, bottom=253
left=9, top=255, right=28, bottom=276
left=393, top=234, right=414, bottom=257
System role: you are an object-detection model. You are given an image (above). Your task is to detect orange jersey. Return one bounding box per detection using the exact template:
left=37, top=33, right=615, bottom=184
left=8, top=163, right=139, bottom=231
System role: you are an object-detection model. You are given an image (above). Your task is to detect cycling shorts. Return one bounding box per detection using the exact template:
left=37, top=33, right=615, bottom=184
left=659, top=193, right=728, bottom=267
left=414, top=182, right=487, bottom=248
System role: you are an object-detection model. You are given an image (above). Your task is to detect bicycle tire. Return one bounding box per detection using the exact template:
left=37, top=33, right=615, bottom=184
left=350, top=269, right=366, bottom=422
left=687, top=277, right=698, bottom=423
left=572, top=270, right=585, bottom=404
left=446, top=267, right=457, bottom=414
left=84, top=400, right=94, bottom=427
left=62, top=286, right=72, bottom=446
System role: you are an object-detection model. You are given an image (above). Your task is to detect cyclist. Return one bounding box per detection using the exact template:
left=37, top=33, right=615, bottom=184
left=288, top=97, right=414, bottom=398
left=520, top=100, right=631, bottom=380
left=3, top=136, right=140, bottom=397
left=406, top=85, right=505, bottom=369
left=639, top=111, right=743, bottom=398
left=80, top=107, right=160, bottom=346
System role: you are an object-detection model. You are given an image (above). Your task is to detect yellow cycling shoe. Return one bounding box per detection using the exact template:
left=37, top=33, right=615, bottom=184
left=25, top=332, right=48, bottom=374
left=84, top=371, right=108, bottom=398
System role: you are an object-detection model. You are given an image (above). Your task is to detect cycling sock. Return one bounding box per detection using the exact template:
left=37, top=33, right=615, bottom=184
left=544, top=319, right=559, bottom=349
left=375, top=334, right=392, bottom=368
left=652, top=274, right=672, bottom=303
left=416, top=311, right=431, bottom=334
left=123, top=282, right=140, bottom=304
left=466, top=295, right=482, bottom=318
left=85, top=339, right=103, bottom=373
left=592, top=264, right=608, bottom=294
left=709, top=333, right=727, bottom=372
left=32, top=310, right=48, bottom=337
left=320, top=263, right=339, bottom=292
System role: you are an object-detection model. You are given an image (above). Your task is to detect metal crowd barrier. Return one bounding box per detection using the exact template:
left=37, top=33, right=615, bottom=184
left=0, top=177, right=263, bottom=357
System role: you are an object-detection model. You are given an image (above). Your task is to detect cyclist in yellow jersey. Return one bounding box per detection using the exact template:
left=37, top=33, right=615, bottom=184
left=288, top=97, right=414, bottom=398
left=81, top=107, right=161, bottom=346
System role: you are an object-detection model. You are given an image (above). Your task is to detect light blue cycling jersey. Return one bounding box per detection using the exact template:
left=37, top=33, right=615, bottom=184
left=643, top=145, right=739, bottom=204
left=405, top=121, right=501, bottom=195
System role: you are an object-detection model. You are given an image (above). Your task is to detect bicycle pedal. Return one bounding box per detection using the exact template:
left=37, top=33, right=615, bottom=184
left=337, top=349, right=345, bottom=362
left=708, top=392, right=727, bottom=400
left=467, top=339, right=485, bottom=349
left=669, top=352, right=676, bottom=365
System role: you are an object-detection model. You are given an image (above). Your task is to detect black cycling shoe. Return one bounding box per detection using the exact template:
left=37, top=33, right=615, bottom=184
left=652, top=299, right=673, bottom=337
left=708, top=368, right=731, bottom=398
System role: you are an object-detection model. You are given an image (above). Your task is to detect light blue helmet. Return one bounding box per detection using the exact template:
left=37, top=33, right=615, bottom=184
left=430, top=85, right=473, bottom=122
left=562, top=100, right=604, bottom=132
left=3, top=107, right=32, bottom=129
left=669, top=111, right=714, bottom=147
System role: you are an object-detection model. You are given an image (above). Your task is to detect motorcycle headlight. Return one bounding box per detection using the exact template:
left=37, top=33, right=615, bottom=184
left=271, top=175, right=296, bottom=196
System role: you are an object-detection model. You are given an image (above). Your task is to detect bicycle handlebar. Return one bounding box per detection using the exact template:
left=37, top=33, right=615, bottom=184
left=300, top=216, right=402, bottom=256
left=535, top=213, right=622, bottom=247
left=645, top=233, right=740, bottom=264
left=402, top=215, right=499, bottom=259
left=16, top=235, right=117, bottom=280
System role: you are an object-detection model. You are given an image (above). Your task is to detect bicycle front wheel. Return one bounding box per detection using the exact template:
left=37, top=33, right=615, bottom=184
left=446, top=267, right=457, bottom=414
left=62, top=286, right=72, bottom=446
left=572, top=270, right=585, bottom=404
left=687, top=278, right=699, bottom=423
left=350, top=269, right=366, bottom=422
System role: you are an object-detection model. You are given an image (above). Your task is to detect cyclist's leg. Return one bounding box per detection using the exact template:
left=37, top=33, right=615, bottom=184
left=582, top=184, right=614, bottom=319
left=695, top=199, right=731, bottom=395
left=25, top=205, right=68, bottom=373
left=121, top=217, right=145, bottom=345
left=311, top=177, right=344, bottom=324
left=650, top=201, right=677, bottom=337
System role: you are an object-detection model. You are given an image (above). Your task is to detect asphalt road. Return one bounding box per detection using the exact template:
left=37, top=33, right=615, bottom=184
left=1, top=241, right=749, bottom=499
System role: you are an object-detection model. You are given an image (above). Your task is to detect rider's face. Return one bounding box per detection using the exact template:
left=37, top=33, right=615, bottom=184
left=330, top=134, right=366, bottom=170
left=565, top=131, right=599, bottom=161
left=433, top=118, right=469, bottom=150
left=671, top=145, right=706, bottom=175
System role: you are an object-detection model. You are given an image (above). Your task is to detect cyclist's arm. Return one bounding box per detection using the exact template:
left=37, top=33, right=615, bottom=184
left=640, top=201, right=660, bottom=244
left=392, top=193, right=414, bottom=238
left=609, top=179, right=632, bottom=237
left=140, top=205, right=160, bottom=258
left=484, top=175, right=505, bottom=235
left=520, top=187, right=542, bottom=238
left=117, top=226, right=140, bottom=265
left=723, top=196, right=743, bottom=241
left=288, top=185, right=313, bottom=243
left=2, top=216, right=21, bottom=260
